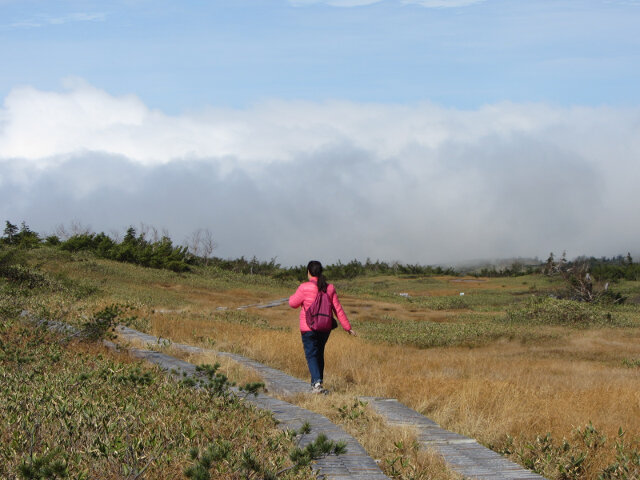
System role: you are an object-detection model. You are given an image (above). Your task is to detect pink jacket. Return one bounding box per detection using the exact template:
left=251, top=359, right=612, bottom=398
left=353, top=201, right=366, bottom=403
left=289, top=277, right=351, bottom=333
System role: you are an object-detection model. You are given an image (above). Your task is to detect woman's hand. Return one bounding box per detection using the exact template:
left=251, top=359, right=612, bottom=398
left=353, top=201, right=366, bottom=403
left=347, top=329, right=357, bottom=336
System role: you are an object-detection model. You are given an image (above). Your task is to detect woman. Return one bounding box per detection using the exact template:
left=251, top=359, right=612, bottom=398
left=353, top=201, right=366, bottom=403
left=289, top=260, right=356, bottom=394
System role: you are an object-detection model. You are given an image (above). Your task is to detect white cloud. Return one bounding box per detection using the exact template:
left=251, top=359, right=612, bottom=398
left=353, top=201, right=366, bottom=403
left=48, top=12, right=106, bottom=24
left=606, top=1, right=640, bottom=6
left=7, top=12, right=106, bottom=29
left=289, top=0, right=384, bottom=6
left=288, top=0, right=485, bottom=7
left=1, top=81, right=639, bottom=265
left=402, top=0, right=486, bottom=7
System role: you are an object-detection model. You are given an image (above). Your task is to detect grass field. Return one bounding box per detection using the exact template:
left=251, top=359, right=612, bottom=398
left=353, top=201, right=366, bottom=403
left=4, top=246, right=640, bottom=479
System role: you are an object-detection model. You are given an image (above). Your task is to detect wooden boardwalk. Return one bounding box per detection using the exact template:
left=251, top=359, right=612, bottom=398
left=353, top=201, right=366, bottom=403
left=361, top=397, right=546, bottom=480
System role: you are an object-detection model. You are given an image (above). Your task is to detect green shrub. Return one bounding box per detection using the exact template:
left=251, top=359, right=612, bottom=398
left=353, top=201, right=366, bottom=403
left=0, top=248, right=48, bottom=289
left=622, top=358, right=640, bottom=368
left=78, top=305, right=123, bottom=341
left=2, top=221, right=40, bottom=248
left=44, top=235, right=61, bottom=246
left=411, top=295, right=468, bottom=310
left=496, top=424, right=640, bottom=480
left=59, top=229, right=191, bottom=272
left=505, top=296, right=616, bottom=327
left=18, top=450, right=69, bottom=479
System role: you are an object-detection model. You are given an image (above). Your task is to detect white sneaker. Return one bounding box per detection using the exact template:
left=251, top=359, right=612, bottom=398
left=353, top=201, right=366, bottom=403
left=311, top=382, right=329, bottom=395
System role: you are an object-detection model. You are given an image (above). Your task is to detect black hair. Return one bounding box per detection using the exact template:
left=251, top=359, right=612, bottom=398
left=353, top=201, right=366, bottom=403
left=307, top=260, right=328, bottom=293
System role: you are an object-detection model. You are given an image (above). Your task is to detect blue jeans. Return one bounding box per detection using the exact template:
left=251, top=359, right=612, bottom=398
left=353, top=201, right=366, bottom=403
left=301, top=330, right=331, bottom=384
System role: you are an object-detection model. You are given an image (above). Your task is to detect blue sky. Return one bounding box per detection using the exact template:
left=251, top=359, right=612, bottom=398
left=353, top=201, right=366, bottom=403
left=1, top=0, right=640, bottom=265
left=2, top=0, right=639, bottom=112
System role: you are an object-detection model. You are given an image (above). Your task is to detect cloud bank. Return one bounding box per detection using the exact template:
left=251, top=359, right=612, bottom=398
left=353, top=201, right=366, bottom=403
left=1, top=80, right=639, bottom=265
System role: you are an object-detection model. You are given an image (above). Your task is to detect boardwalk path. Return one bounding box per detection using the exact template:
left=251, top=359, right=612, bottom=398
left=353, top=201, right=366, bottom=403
left=116, top=324, right=546, bottom=480
left=361, top=398, right=545, bottom=480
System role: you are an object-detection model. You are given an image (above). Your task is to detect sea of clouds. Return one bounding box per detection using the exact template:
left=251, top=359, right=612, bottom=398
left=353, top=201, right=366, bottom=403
left=1, top=79, right=638, bottom=265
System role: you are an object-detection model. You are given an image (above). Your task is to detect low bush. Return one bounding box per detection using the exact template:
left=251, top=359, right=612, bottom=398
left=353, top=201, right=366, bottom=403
left=60, top=228, right=192, bottom=272
left=353, top=315, right=520, bottom=348
left=0, top=247, right=49, bottom=289
left=78, top=304, right=138, bottom=341
left=496, top=424, right=640, bottom=480
left=410, top=296, right=468, bottom=311
left=505, top=296, right=621, bottom=327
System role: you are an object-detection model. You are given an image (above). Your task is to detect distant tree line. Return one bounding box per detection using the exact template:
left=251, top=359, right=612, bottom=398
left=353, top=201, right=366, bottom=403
left=2, top=220, right=638, bottom=282
left=588, top=254, right=640, bottom=281
left=2, top=221, right=192, bottom=272
left=192, top=257, right=457, bottom=281
left=208, top=256, right=282, bottom=276
left=1, top=220, right=460, bottom=279
left=1, top=221, right=43, bottom=249
left=472, top=262, right=540, bottom=278
left=469, top=252, right=640, bottom=282
left=542, top=251, right=640, bottom=282
left=58, top=227, right=192, bottom=272
left=537, top=251, right=636, bottom=304
left=283, top=259, right=457, bottom=282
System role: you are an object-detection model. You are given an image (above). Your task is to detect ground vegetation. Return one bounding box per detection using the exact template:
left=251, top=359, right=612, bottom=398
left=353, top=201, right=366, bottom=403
left=2, top=221, right=640, bottom=479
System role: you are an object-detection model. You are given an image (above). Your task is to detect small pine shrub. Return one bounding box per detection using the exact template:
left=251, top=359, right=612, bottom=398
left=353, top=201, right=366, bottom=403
left=0, top=248, right=48, bottom=289
left=18, top=450, right=69, bottom=479
left=78, top=304, right=138, bottom=341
